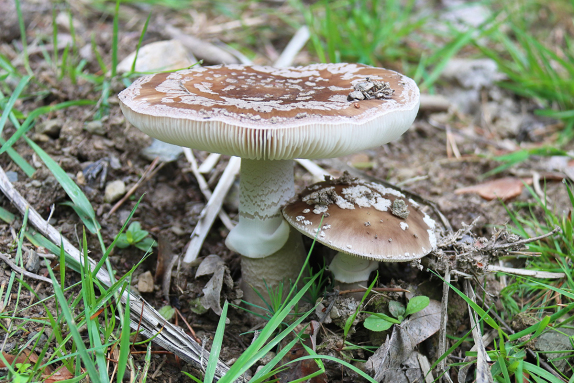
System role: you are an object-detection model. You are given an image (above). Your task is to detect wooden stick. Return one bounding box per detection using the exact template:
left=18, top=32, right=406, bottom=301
left=183, top=156, right=241, bottom=265
left=0, top=253, right=52, bottom=284
left=183, top=148, right=234, bottom=231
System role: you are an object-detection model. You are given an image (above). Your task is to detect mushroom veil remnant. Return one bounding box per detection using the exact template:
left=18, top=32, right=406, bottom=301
left=118, top=63, right=420, bottom=305
left=283, top=173, right=437, bottom=290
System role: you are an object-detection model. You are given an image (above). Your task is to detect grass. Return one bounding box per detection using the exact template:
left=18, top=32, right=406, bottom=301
left=0, top=0, right=573, bottom=381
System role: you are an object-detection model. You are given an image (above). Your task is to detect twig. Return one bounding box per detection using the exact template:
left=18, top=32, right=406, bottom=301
left=464, top=280, right=494, bottom=383
left=338, top=287, right=409, bottom=295
left=183, top=148, right=234, bottom=231
left=491, top=226, right=560, bottom=250
left=274, top=26, right=310, bottom=68
left=295, top=159, right=332, bottom=183
left=175, top=307, right=201, bottom=344
left=183, top=156, right=241, bottom=265
left=486, top=265, right=565, bottom=279
left=107, top=157, right=160, bottom=217
left=0, top=253, right=53, bottom=284
left=198, top=153, right=221, bottom=174
left=437, top=264, right=450, bottom=373
left=164, top=25, right=239, bottom=65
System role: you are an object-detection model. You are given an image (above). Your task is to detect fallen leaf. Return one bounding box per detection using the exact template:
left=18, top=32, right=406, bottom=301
left=455, top=177, right=533, bottom=201
left=277, top=321, right=327, bottom=383
left=43, top=365, right=73, bottom=382
left=366, top=299, right=441, bottom=382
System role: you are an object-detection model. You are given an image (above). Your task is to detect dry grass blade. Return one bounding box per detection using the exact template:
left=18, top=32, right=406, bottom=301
left=464, top=280, right=494, bottom=383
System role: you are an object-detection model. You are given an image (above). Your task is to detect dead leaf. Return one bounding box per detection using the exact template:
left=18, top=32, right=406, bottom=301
left=455, top=177, right=533, bottom=201
left=137, top=271, right=154, bottom=293
left=277, top=321, right=327, bottom=383
left=0, top=350, right=71, bottom=382
left=200, top=265, right=225, bottom=315
left=195, top=254, right=225, bottom=278
left=366, top=299, right=441, bottom=382
left=43, top=365, right=73, bottom=382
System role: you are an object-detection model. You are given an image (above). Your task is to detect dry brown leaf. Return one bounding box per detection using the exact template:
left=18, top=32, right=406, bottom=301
left=0, top=350, right=72, bottom=382
left=454, top=177, right=533, bottom=201
left=43, top=365, right=74, bottom=382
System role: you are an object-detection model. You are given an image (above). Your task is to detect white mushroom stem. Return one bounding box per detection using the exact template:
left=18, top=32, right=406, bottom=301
left=329, top=252, right=379, bottom=290
left=225, top=159, right=307, bottom=304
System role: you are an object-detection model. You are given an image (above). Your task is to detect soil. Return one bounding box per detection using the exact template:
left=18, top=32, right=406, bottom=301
left=0, top=1, right=572, bottom=382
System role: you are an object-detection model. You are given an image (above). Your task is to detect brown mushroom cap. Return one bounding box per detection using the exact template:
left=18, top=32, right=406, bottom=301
left=118, top=63, right=419, bottom=160
left=282, top=176, right=436, bottom=262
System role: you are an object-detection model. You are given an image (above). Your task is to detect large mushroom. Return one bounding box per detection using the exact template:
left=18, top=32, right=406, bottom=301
left=283, top=172, right=437, bottom=290
left=118, top=63, right=419, bottom=305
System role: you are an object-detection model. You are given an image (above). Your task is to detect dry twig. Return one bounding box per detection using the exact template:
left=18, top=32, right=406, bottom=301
left=0, top=253, right=52, bottom=284
left=107, top=157, right=161, bottom=217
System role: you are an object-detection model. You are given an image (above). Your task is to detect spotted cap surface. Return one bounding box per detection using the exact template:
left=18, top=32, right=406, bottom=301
left=282, top=176, right=436, bottom=262
left=118, top=63, right=419, bottom=160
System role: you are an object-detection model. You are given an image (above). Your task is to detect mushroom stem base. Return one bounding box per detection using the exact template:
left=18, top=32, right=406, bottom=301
left=240, top=226, right=307, bottom=310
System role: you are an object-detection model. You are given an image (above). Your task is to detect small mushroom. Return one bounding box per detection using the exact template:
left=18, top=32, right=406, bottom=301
left=283, top=175, right=436, bottom=291
left=119, top=63, right=420, bottom=306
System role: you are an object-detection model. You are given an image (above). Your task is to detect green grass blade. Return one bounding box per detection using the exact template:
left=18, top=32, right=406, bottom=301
left=0, top=75, right=31, bottom=135
left=205, top=301, right=229, bottom=383
left=431, top=270, right=499, bottom=329
left=111, top=0, right=120, bottom=78
left=130, top=12, right=151, bottom=74
left=24, top=136, right=99, bottom=233
left=46, top=261, right=101, bottom=382
left=116, top=281, right=131, bottom=382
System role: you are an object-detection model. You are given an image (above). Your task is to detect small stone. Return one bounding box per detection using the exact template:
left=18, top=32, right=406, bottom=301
left=170, top=225, right=185, bottom=236
left=84, top=120, right=106, bottom=135
left=116, top=40, right=195, bottom=74
left=31, top=133, right=51, bottom=142
left=30, top=180, right=42, bottom=188
left=109, top=156, right=121, bottom=170
left=140, top=139, right=183, bottom=162
left=104, top=180, right=126, bottom=203
left=259, top=351, right=276, bottom=366
left=76, top=171, right=86, bottom=186
left=137, top=271, right=154, bottom=293
left=36, top=119, right=63, bottom=137
left=5, top=171, right=18, bottom=183
left=24, top=249, right=40, bottom=273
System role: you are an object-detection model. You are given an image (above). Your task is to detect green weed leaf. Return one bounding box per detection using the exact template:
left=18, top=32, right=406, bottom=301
left=388, top=300, right=405, bottom=319
left=405, top=296, right=429, bottom=317
left=364, top=315, right=394, bottom=332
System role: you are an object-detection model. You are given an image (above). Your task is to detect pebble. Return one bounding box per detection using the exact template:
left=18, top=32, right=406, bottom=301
left=5, top=171, right=18, bottom=182
left=25, top=249, right=40, bottom=273
left=116, top=40, right=194, bottom=74
left=140, top=139, right=183, bottom=162
left=84, top=120, right=106, bottom=135
left=104, top=180, right=126, bottom=203
left=137, top=271, right=154, bottom=293
left=36, top=119, right=63, bottom=137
